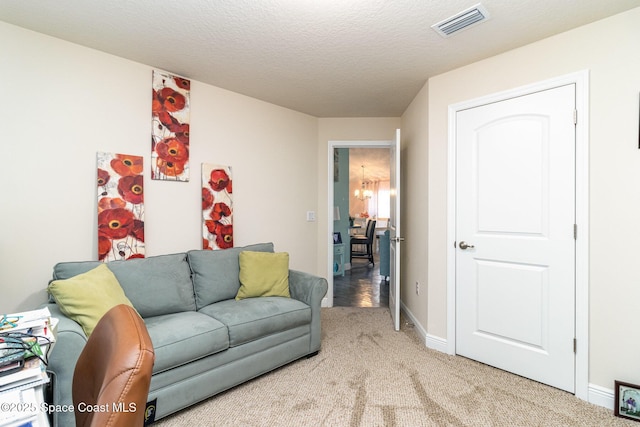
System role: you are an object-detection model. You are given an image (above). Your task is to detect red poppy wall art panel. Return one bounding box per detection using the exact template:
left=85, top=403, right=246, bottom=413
left=97, top=152, right=145, bottom=261
left=151, top=70, right=190, bottom=181
left=202, top=164, right=233, bottom=250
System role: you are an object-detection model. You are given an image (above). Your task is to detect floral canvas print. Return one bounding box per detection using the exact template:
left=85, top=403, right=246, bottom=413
left=97, top=152, right=145, bottom=261
left=202, top=164, right=233, bottom=250
left=151, top=70, right=190, bottom=181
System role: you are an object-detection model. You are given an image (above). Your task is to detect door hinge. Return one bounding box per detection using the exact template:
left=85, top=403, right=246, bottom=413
left=573, top=109, right=577, bottom=125
left=573, top=338, right=577, bottom=353
left=574, top=224, right=577, bottom=240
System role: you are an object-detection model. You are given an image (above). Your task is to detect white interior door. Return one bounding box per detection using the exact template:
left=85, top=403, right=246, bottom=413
left=455, top=85, right=576, bottom=392
left=389, top=129, right=402, bottom=331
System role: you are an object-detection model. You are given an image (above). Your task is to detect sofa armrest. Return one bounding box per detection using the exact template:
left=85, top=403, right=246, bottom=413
left=288, top=270, right=328, bottom=353
left=45, top=303, right=88, bottom=427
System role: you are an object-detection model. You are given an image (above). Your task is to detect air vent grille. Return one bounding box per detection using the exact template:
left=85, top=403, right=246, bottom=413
left=432, top=3, right=490, bottom=37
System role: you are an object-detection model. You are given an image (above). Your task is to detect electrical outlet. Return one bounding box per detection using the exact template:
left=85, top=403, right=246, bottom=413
left=306, top=211, right=316, bottom=222
left=415, top=281, right=419, bottom=295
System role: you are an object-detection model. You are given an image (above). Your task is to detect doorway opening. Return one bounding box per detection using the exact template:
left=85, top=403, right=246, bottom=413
left=326, top=140, right=393, bottom=308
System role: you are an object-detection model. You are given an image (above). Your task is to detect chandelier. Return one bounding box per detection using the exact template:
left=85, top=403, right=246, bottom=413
left=354, top=165, right=373, bottom=201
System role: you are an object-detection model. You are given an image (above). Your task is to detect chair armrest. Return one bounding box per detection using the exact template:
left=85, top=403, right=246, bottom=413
left=288, top=270, right=328, bottom=353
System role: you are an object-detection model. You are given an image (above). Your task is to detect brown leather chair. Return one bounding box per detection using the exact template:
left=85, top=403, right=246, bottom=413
left=72, top=304, right=155, bottom=427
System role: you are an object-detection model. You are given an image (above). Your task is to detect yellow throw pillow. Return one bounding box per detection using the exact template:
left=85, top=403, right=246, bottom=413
left=236, top=251, right=290, bottom=300
left=48, top=263, right=135, bottom=336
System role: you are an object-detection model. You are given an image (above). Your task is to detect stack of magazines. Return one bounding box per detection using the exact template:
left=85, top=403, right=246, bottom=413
left=0, top=308, right=57, bottom=426
left=0, top=307, right=56, bottom=392
left=0, top=308, right=56, bottom=345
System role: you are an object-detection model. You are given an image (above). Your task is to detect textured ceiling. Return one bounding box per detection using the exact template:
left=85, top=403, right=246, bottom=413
left=349, top=148, right=391, bottom=182
left=1, top=0, right=639, bottom=117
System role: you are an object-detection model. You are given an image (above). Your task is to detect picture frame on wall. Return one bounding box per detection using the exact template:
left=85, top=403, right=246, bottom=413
left=614, top=380, right=640, bottom=422
left=333, top=232, right=342, bottom=244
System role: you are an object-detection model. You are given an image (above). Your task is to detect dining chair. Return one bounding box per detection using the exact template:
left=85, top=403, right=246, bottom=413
left=350, top=219, right=377, bottom=266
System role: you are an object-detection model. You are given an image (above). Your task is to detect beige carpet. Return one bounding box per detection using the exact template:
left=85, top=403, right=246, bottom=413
left=154, top=307, right=634, bottom=426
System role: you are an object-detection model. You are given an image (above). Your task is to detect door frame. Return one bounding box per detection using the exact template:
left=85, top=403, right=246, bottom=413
left=446, top=70, right=590, bottom=400
left=325, top=139, right=394, bottom=307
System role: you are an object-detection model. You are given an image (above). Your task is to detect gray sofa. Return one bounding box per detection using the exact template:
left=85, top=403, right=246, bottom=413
left=45, top=242, right=328, bottom=426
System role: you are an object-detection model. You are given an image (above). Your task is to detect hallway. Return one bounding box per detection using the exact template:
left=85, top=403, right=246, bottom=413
left=333, top=252, right=389, bottom=307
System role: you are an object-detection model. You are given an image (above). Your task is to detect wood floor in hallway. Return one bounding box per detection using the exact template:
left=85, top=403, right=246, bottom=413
left=333, top=252, right=389, bottom=308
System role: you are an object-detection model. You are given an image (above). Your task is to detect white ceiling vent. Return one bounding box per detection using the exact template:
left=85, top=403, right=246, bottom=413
left=431, top=3, right=490, bottom=38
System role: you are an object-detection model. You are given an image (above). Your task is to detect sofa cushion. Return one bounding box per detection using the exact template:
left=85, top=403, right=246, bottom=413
left=48, top=264, right=135, bottom=336
left=236, top=251, right=290, bottom=300
left=144, top=311, right=229, bottom=374
left=198, top=297, right=310, bottom=347
left=52, top=253, right=196, bottom=318
left=187, top=243, right=274, bottom=309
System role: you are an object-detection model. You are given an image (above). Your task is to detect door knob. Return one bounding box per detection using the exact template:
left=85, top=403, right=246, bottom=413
left=459, top=241, right=475, bottom=250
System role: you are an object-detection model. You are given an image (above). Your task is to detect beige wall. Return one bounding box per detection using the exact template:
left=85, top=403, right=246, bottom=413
left=0, top=22, right=319, bottom=313
left=399, top=84, right=430, bottom=334
left=415, top=7, right=640, bottom=393
left=0, top=23, right=402, bottom=314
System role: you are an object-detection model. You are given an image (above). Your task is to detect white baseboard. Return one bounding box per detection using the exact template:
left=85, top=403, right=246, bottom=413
left=425, top=334, right=448, bottom=353
left=400, top=302, right=448, bottom=353
left=400, top=302, right=426, bottom=342
left=588, top=383, right=614, bottom=410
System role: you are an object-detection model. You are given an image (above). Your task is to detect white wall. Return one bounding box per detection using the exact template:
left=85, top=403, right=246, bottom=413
left=402, top=7, right=640, bottom=394
left=0, top=22, right=319, bottom=313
